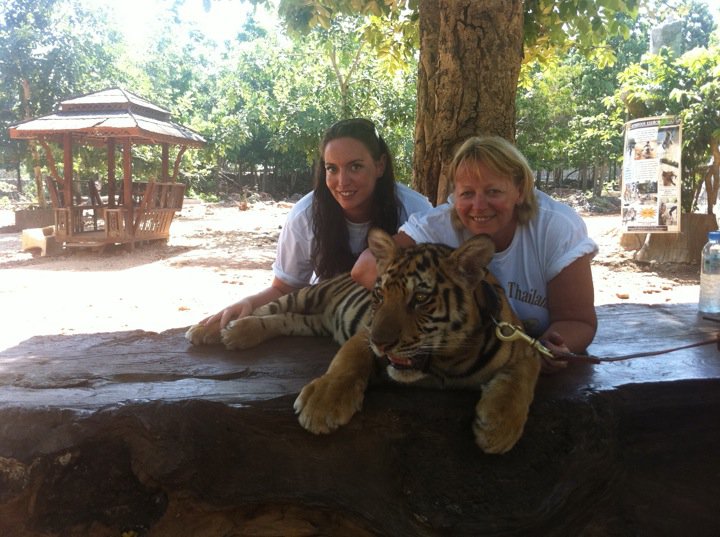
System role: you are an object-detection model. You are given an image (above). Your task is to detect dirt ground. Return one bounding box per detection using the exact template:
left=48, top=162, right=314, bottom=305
left=0, top=199, right=701, bottom=351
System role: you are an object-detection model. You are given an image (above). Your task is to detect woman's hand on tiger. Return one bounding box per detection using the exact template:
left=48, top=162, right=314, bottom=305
left=202, top=299, right=254, bottom=330
left=185, top=300, right=253, bottom=346
left=539, top=331, right=571, bottom=373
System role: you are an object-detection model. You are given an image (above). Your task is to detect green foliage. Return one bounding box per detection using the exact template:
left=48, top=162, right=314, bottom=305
left=0, top=0, right=121, bottom=113
left=0, top=0, right=420, bottom=199
left=680, top=0, right=716, bottom=50
left=523, top=0, right=640, bottom=68
left=517, top=9, right=650, bottom=187
left=605, top=41, right=720, bottom=212
left=519, top=0, right=719, bottom=205
left=118, top=9, right=418, bottom=195
left=187, top=12, right=419, bottom=194
left=278, top=0, right=417, bottom=70
left=2, top=0, right=718, bottom=211
left=276, top=0, right=638, bottom=72
left=0, top=0, right=121, bottom=184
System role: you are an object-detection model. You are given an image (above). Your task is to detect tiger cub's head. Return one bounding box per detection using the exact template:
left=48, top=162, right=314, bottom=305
left=367, top=228, right=500, bottom=384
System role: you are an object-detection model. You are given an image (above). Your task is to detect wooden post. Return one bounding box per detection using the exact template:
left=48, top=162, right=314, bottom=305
left=107, top=139, right=116, bottom=208
left=161, top=143, right=169, bottom=182
left=123, top=139, right=133, bottom=237
left=172, top=146, right=187, bottom=182
left=62, top=133, right=73, bottom=210
left=38, top=139, right=62, bottom=188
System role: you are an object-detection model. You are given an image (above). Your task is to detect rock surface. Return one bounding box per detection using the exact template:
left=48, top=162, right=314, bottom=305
left=0, top=304, right=719, bottom=536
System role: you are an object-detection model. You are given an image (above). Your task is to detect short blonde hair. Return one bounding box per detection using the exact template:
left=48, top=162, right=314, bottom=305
left=449, top=135, right=538, bottom=225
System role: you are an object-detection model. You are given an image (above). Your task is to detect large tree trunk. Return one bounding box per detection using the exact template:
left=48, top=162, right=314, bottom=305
left=413, top=0, right=524, bottom=205
left=594, top=162, right=606, bottom=197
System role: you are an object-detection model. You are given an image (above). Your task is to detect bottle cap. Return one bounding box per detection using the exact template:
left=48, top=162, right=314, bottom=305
left=709, top=231, right=720, bottom=241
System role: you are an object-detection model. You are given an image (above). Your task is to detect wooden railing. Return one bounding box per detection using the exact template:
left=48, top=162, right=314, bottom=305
left=53, top=181, right=185, bottom=246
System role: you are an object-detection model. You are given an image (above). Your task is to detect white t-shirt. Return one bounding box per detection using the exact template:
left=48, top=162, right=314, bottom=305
left=399, top=189, right=598, bottom=336
left=272, top=183, right=432, bottom=287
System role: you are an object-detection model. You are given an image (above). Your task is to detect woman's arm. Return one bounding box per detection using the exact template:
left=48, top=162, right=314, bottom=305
left=200, top=277, right=299, bottom=329
left=541, top=253, right=597, bottom=360
left=351, top=232, right=417, bottom=289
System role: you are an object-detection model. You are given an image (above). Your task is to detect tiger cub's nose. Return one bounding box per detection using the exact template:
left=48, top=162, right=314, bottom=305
left=371, top=337, right=399, bottom=353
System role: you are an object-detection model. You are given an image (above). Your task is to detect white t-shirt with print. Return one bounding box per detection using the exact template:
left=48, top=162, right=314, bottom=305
left=272, top=183, right=432, bottom=288
left=399, top=189, right=598, bottom=336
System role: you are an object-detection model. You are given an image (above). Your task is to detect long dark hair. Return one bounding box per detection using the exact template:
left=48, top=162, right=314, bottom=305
left=312, top=118, right=399, bottom=280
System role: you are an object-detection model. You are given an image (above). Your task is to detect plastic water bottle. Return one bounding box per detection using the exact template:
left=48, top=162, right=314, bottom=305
left=699, top=231, right=720, bottom=313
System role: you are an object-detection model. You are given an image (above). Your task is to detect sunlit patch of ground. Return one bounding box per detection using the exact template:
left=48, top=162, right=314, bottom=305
left=0, top=201, right=700, bottom=351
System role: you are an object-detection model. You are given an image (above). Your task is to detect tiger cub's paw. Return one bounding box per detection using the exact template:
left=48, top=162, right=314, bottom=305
left=472, top=397, right=528, bottom=454
left=185, top=322, right=222, bottom=346
left=220, top=317, right=268, bottom=350
left=293, top=374, right=366, bottom=434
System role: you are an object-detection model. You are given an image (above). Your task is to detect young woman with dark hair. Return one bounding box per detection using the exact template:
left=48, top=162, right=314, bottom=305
left=192, top=118, right=431, bottom=340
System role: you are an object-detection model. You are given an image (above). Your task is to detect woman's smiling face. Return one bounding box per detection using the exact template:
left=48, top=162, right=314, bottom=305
left=453, top=159, right=523, bottom=251
left=324, top=137, right=385, bottom=223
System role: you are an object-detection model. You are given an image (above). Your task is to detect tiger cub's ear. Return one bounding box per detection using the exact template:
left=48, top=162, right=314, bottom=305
left=367, top=228, right=397, bottom=274
left=448, top=234, right=495, bottom=288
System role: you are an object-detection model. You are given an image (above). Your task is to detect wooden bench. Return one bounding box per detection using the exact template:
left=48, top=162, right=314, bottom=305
left=49, top=180, right=185, bottom=248
left=104, top=182, right=185, bottom=243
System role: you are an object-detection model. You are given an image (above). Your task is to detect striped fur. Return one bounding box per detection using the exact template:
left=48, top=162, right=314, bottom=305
left=187, top=229, right=541, bottom=453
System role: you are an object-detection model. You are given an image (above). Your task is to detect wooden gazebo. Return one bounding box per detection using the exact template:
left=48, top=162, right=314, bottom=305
left=8, top=87, right=206, bottom=249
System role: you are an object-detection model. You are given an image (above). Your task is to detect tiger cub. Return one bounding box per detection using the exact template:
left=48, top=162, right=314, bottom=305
left=186, top=229, right=541, bottom=454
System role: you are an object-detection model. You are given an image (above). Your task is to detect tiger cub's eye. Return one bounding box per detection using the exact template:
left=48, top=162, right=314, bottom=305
left=413, top=292, right=430, bottom=305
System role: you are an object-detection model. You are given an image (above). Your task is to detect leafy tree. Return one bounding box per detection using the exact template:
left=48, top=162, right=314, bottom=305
left=0, top=0, right=121, bottom=203
left=602, top=0, right=719, bottom=214
left=518, top=0, right=719, bottom=204
left=517, top=9, right=650, bottom=194
left=120, top=20, right=222, bottom=186
left=270, top=0, right=641, bottom=203
left=167, top=13, right=418, bottom=197
left=607, top=44, right=720, bottom=214
left=679, top=0, right=716, bottom=50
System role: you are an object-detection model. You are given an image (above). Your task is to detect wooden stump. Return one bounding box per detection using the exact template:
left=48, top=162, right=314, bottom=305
left=620, top=212, right=717, bottom=263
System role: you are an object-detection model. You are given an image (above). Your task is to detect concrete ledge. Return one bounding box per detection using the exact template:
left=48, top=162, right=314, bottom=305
left=20, top=225, right=61, bottom=257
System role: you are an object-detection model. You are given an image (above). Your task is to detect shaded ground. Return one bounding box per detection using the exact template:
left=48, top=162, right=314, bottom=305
left=0, top=194, right=701, bottom=351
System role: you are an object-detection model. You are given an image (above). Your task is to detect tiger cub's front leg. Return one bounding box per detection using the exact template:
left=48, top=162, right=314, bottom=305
left=184, top=301, right=290, bottom=347
left=294, top=331, right=376, bottom=434
left=221, top=313, right=327, bottom=350
left=473, top=346, right=540, bottom=454
left=185, top=319, right=222, bottom=346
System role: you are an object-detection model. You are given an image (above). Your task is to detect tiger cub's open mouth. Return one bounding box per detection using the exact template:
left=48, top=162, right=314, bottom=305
left=384, top=352, right=430, bottom=371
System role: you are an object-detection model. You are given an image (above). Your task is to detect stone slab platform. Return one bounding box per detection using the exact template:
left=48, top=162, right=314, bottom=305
left=0, top=303, right=719, bottom=536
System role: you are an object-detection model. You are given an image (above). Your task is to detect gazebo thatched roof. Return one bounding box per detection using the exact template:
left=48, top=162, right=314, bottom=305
left=8, top=87, right=206, bottom=147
